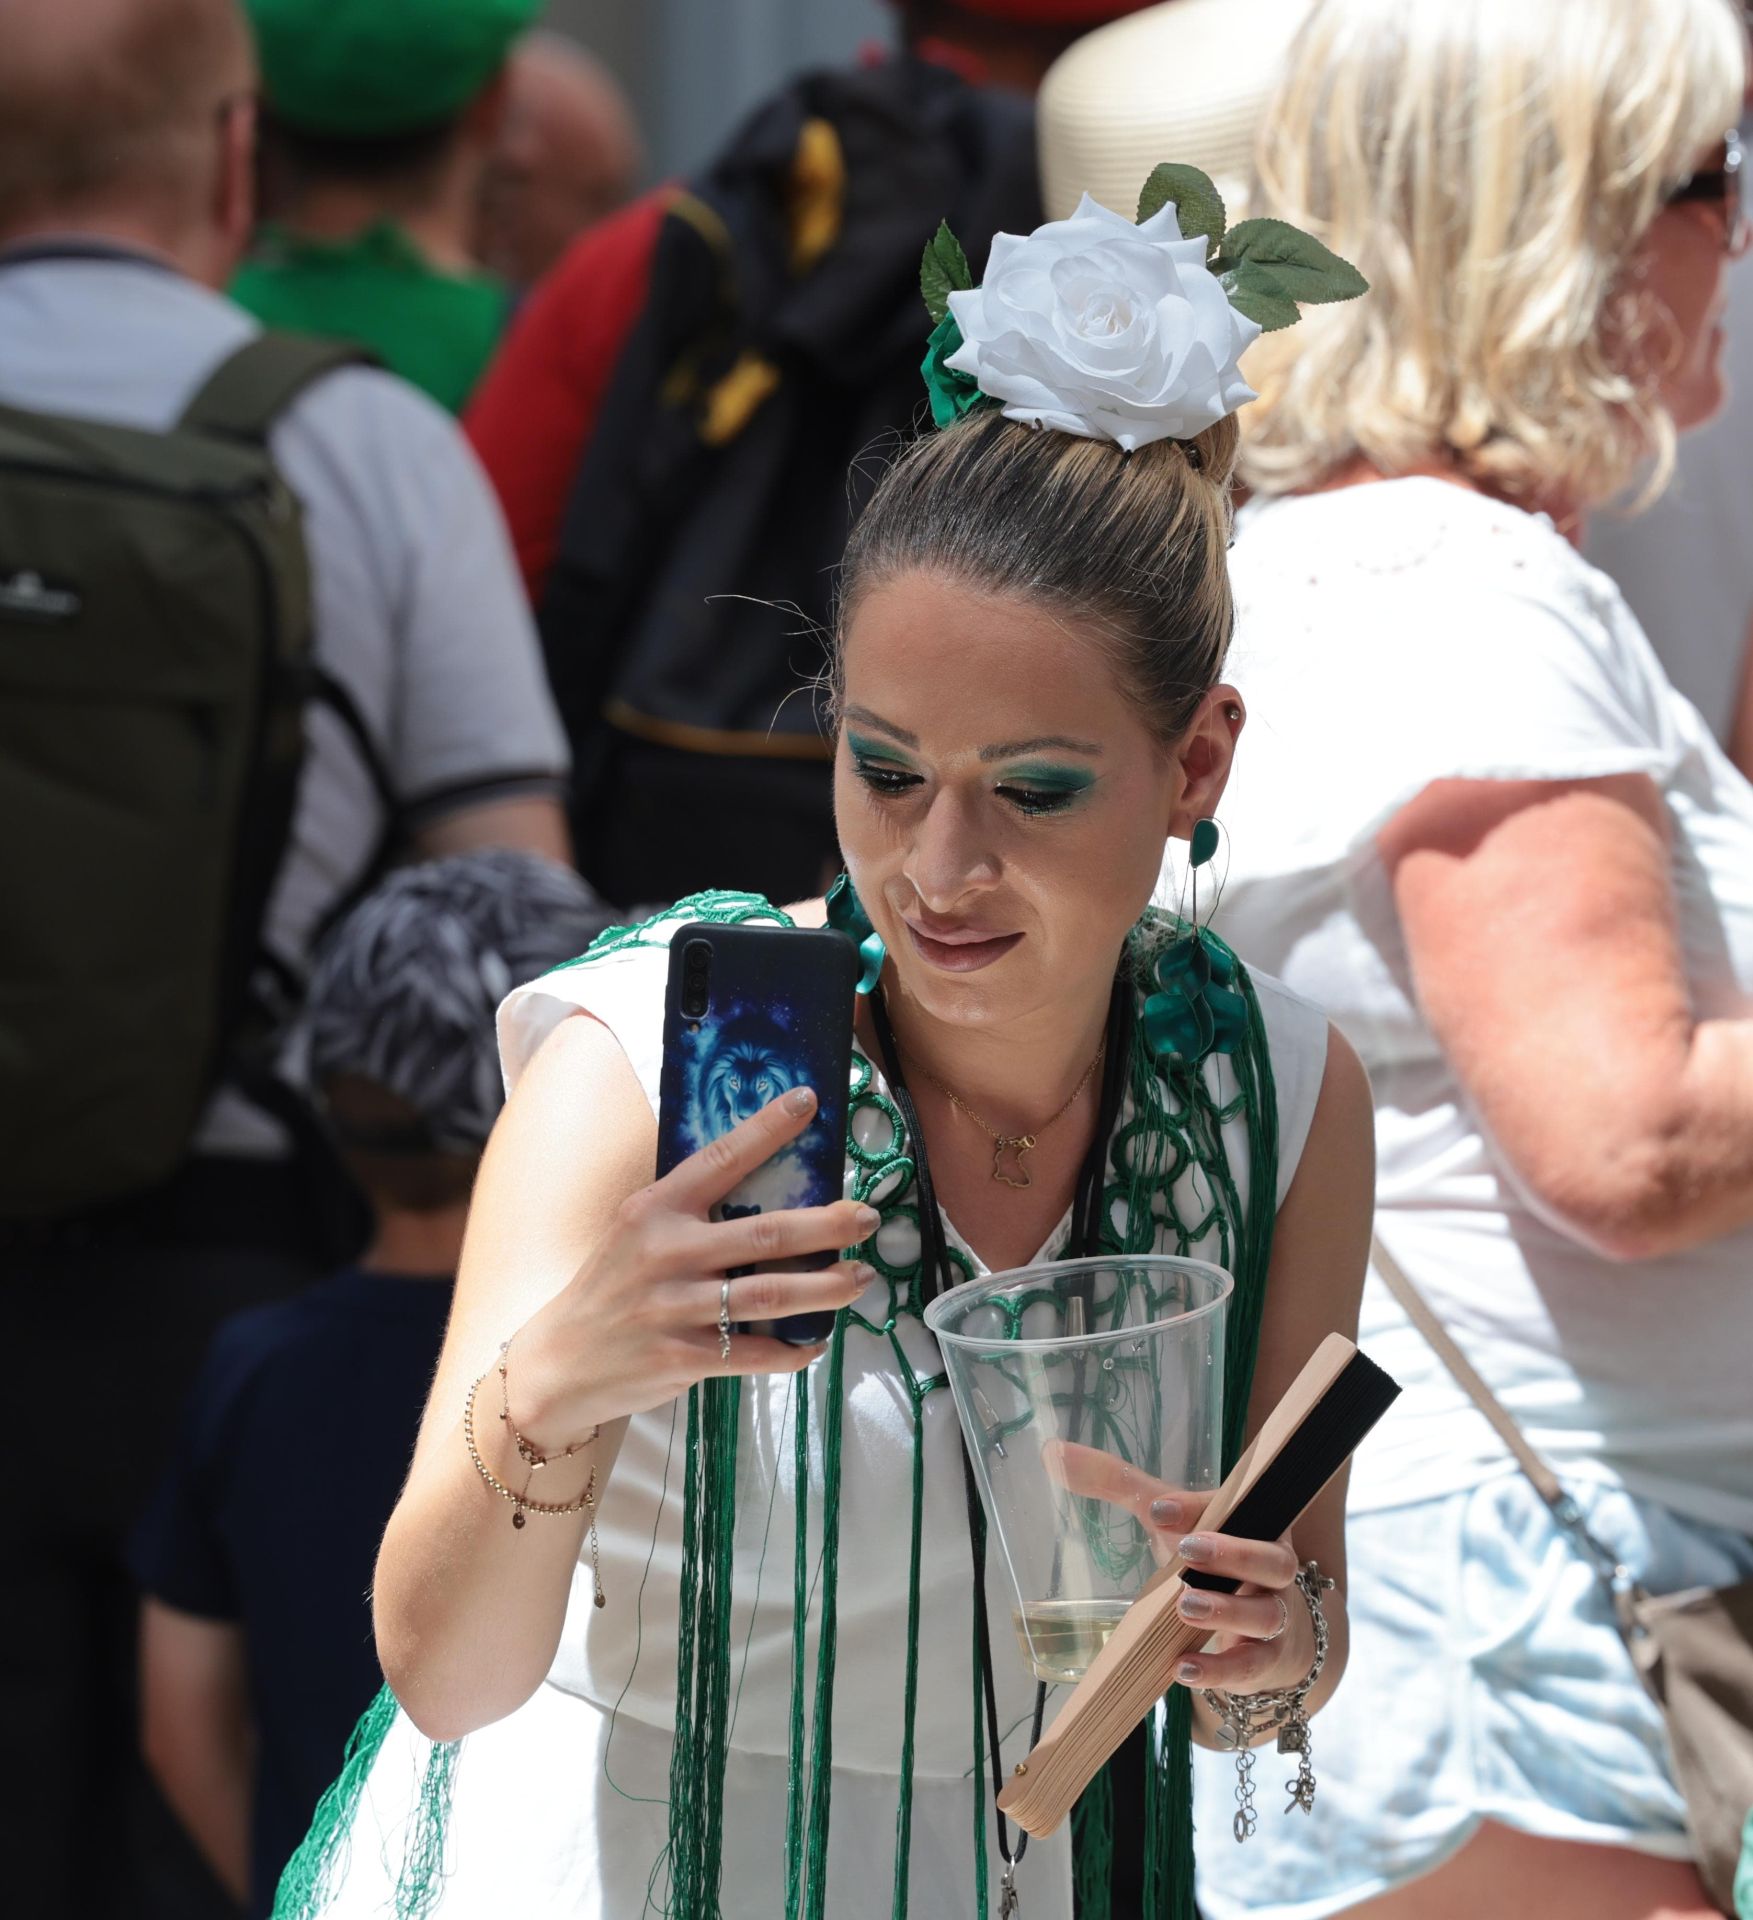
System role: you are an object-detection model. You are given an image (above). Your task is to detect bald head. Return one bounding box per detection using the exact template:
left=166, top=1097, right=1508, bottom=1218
left=0, top=0, right=253, bottom=243
left=475, top=32, right=642, bottom=287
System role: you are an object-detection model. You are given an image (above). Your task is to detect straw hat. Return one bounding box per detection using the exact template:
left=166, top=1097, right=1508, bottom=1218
left=1037, top=0, right=1312, bottom=223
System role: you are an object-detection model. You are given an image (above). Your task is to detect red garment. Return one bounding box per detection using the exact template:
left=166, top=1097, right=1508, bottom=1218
left=465, top=191, right=667, bottom=602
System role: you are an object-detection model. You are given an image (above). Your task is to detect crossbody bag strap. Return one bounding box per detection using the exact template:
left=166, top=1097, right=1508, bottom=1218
left=1369, top=1230, right=1647, bottom=1627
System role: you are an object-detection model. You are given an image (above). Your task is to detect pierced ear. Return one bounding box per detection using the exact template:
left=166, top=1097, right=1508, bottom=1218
left=1169, top=688, right=1244, bottom=838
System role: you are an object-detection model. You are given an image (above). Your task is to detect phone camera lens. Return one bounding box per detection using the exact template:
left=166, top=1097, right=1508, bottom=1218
left=681, top=939, right=712, bottom=1018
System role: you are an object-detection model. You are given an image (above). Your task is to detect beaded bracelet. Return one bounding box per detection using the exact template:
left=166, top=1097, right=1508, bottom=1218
left=462, top=1356, right=606, bottom=1609
left=497, top=1336, right=597, bottom=1472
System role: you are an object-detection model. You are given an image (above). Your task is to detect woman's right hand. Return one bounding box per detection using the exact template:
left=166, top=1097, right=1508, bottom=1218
left=508, top=1085, right=877, bottom=1443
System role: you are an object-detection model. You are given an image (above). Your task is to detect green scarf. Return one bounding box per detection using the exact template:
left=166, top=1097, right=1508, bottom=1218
left=275, top=890, right=1280, bottom=1920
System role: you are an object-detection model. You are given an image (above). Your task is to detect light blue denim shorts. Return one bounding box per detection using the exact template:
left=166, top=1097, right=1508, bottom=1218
left=1191, top=1470, right=1753, bottom=1920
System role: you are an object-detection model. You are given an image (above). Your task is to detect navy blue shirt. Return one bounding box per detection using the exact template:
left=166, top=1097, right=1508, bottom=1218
left=132, top=1267, right=452, bottom=1917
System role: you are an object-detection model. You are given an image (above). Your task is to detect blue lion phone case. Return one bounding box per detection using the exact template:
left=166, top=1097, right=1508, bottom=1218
left=656, top=922, right=858, bottom=1344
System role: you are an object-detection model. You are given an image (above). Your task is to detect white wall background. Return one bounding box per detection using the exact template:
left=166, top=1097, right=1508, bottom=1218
left=547, top=0, right=893, bottom=181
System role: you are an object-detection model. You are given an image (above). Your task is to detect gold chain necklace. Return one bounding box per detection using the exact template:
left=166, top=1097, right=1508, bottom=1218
left=905, top=1040, right=1106, bottom=1189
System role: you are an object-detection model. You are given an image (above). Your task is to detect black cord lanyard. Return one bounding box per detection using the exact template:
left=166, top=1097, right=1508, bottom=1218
left=867, top=973, right=1134, bottom=1896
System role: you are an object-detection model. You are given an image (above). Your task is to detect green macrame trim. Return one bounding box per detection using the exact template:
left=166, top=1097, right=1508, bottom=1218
left=271, top=888, right=1280, bottom=1920
left=272, top=1683, right=459, bottom=1920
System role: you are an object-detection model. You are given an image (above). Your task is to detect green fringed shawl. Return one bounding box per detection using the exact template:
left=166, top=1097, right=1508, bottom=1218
left=274, top=889, right=1280, bottom=1920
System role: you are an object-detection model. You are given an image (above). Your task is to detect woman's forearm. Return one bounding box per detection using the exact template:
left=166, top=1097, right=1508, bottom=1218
left=373, top=1359, right=630, bottom=1743
left=1502, top=1005, right=1753, bottom=1261
left=370, top=1015, right=649, bottom=1745
left=1463, top=1007, right=1753, bottom=1263
left=375, top=1014, right=865, bottom=1741
left=1615, top=1013, right=1753, bottom=1258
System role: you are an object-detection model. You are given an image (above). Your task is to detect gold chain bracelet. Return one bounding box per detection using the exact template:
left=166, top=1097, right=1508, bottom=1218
left=462, top=1361, right=606, bottom=1609
left=497, top=1335, right=597, bottom=1471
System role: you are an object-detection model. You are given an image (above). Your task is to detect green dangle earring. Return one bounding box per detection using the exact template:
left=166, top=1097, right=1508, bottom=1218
left=1143, top=818, right=1249, bottom=1071
left=825, top=872, right=886, bottom=993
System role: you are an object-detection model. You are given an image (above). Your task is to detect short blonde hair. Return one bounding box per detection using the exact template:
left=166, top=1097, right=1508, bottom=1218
left=1239, top=0, right=1746, bottom=505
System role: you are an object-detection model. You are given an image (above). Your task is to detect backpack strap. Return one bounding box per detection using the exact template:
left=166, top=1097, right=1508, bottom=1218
left=179, top=331, right=371, bottom=443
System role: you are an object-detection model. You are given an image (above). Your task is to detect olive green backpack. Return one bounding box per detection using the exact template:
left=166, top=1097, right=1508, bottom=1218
left=0, top=332, right=366, bottom=1221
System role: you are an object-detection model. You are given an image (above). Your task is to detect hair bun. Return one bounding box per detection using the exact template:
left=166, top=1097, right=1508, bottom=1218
left=1184, top=413, right=1241, bottom=493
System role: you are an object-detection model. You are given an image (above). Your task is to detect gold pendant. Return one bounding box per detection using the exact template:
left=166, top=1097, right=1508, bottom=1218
left=993, top=1134, right=1037, bottom=1188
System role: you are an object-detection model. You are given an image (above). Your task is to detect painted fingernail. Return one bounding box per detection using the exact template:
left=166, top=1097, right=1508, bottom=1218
left=786, top=1087, right=816, bottom=1115
left=1149, top=1498, right=1184, bottom=1527
left=853, top=1205, right=881, bottom=1233
left=1178, top=1535, right=1214, bottom=1562
left=1176, top=1660, right=1202, bottom=1684
left=1179, top=1592, right=1215, bottom=1619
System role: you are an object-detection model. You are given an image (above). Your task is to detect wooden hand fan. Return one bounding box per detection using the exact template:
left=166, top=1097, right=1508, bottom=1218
left=996, top=1333, right=1400, bottom=1836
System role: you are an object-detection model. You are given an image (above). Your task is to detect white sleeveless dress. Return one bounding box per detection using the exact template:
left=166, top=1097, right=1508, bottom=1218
left=316, top=929, right=1329, bottom=1919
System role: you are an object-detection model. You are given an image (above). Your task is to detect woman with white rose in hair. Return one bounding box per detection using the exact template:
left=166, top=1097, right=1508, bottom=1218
left=271, top=180, right=1371, bottom=1920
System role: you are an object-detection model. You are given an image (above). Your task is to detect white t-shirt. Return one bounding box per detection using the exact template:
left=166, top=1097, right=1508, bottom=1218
left=0, top=245, right=570, bottom=1153
left=1207, top=478, right=1753, bottom=1534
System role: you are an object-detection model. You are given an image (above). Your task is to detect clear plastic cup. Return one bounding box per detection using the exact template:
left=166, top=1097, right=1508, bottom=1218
left=925, top=1254, right=1231, bottom=1684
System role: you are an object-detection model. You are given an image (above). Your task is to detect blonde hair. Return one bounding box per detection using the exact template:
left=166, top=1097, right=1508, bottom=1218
left=837, top=412, right=1241, bottom=745
left=1239, top=0, right=1746, bottom=505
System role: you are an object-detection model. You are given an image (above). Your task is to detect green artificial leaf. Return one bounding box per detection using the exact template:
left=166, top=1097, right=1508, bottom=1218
left=920, top=220, right=974, bottom=326
left=1136, top=163, right=1227, bottom=250
left=1213, top=218, right=1369, bottom=305
left=1220, top=260, right=1302, bottom=332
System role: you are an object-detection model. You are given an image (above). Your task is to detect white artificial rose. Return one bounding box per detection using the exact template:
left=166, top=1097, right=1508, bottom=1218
left=944, top=193, right=1261, bottom=453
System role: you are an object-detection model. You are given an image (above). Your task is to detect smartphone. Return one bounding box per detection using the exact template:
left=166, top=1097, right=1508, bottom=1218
left=656, top=922, right=858, bottom=1345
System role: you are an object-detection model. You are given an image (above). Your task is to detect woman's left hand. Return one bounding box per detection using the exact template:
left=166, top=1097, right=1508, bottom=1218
left=1155, top=1512, right=1309, bottom=1696
left=1040, top=1444, right=1314, bottom=1696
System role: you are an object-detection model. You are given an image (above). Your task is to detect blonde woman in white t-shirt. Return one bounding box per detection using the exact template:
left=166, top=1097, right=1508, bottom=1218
left=1174, top=3, right=1753, bottom=1919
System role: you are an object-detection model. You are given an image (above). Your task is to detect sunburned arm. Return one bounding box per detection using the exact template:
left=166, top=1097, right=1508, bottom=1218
left=1379, top=773, right=1753, bottom=1260
left=1182, top=1023, right=1374, bottom=1746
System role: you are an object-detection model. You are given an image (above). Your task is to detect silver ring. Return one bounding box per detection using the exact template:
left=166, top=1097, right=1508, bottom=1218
left=1263, top=1593, right=1290, bottom=1643
left=718, top=1278, right=733, bottom=1362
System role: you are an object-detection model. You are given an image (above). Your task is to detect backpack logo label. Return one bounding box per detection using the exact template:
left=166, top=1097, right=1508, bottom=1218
left=0, top=567, right=82, bottom=623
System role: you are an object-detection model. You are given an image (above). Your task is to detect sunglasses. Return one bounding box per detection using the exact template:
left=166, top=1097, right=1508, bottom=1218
left=1666, top=128, right=1749, bottom=254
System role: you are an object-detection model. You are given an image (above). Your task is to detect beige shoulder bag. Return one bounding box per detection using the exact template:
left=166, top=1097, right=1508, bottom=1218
left=1371, top=1233, right=1753, bottom=1913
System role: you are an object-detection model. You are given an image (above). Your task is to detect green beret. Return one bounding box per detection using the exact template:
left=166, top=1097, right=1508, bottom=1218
left=246, top=0, right=546, bottom=138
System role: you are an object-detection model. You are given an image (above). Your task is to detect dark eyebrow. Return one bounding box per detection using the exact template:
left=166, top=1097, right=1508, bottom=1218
left=841, top=705, right=919, bottom=748
left=978, top=735, right=1103, bottom=762
left=842, top=708, right=1103, bottom=761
